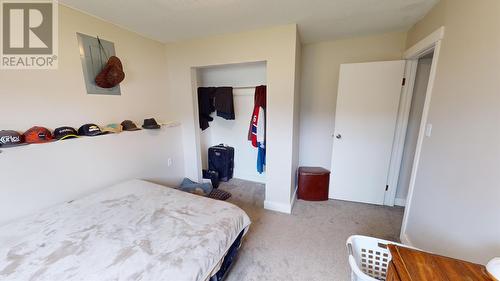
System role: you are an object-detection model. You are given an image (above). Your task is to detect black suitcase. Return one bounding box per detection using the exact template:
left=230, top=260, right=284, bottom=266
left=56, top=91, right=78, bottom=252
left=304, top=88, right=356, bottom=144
left=208, top=144, right=234, bottom=182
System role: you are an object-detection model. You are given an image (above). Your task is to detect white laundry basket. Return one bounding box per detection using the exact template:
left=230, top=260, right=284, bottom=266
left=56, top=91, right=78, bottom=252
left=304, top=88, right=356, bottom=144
left=346, top=235, right=407, bottom=281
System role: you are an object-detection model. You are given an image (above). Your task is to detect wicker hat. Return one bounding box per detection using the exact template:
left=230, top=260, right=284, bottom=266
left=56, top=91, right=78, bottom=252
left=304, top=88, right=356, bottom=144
left=95, top=56, right=125, bottom=88
left=101, top=123, right=123, bottom=134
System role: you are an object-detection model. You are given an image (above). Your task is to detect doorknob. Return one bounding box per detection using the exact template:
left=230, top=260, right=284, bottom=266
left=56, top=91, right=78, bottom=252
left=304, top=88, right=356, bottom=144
left=336, top=134, right=342, bottom=139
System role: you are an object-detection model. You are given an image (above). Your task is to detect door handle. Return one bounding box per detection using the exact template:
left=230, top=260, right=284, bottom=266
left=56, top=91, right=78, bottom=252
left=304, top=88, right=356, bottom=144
left=336, top=134, right=342, bottom=139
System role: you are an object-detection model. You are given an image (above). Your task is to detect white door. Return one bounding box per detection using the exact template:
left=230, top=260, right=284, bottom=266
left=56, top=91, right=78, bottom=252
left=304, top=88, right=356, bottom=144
left=330, top=61, right=405, bottom=205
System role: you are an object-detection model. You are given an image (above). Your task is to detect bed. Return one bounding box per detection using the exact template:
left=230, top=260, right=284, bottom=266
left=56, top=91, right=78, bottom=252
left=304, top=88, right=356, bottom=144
left=0, top=179, right=251, bottom=281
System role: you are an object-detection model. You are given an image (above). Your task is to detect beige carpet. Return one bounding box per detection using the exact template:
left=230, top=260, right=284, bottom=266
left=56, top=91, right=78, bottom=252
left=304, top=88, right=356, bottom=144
left=220, top=178, right=404, bottom=281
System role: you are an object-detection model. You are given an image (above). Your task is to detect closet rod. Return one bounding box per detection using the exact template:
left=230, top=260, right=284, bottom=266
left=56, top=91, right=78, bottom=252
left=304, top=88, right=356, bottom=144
left=233, top=86, right=258, bottom=89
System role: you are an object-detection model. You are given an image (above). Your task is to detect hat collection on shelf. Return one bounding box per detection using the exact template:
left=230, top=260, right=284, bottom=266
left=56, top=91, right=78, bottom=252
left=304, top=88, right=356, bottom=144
left=0, top=118, right=162, bottom=148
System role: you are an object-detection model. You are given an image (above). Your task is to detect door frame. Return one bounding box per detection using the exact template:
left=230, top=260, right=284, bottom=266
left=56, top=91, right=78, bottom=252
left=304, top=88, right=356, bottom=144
left=383, top=58, right=419, bottom=206
left=383, top=27, right=445, bottom=244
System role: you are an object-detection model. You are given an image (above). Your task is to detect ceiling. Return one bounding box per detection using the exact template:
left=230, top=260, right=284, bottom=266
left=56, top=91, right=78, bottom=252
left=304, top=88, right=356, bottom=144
left=60, top=0, right=438, bottom=44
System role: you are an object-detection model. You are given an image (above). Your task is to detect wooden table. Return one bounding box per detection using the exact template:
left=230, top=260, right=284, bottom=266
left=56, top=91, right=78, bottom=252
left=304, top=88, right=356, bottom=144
left=386, top=244, right=495, bottom=281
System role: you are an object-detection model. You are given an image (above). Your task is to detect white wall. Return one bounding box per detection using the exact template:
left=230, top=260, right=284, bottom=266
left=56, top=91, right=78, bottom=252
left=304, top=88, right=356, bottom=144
left=403, top=0, right=500, bottom=264
left=298, top=31, right=407, bottom=198
left=164, top=25, right=300, bottom=213
left=0, top=5, right=170, bottom=130
left=197, top=62, right=267, bottom=183
left=198, top=62, right=266, bottom=87
left=0, top=127, right=185, bottom=225
left=396, top=57, right=432, bottom=200
left=0, top=5, right=185, bottom=224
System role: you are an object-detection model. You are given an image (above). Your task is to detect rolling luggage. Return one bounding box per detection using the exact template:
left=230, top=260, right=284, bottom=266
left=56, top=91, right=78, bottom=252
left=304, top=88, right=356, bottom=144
left=208, top=144, right=234, bottom=182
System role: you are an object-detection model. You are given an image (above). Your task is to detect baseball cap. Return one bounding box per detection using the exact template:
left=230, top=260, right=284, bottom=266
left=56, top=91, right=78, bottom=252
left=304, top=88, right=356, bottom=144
left=121, top=120, right=141, bottom=131
left=78, top=124, right=107, bottom=136
left=0, top=130, right=28, bottom=147
left=101, top=123, right=122, bottom=134
left=54, top=126, right=79, bottom=140
left=23, top=126, right=54, bottom=144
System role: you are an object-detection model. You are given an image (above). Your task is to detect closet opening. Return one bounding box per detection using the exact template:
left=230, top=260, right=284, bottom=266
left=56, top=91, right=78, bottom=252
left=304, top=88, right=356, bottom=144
left=193, top=61, right=267, bottom=202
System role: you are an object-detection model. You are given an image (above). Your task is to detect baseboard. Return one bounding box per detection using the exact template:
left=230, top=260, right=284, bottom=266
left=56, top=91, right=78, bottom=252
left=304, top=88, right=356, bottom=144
left=264, top=200, right=292, bottom=214
left=394, top=198, right=406, bottom=207
left=290, top=186, right=298, bottom=212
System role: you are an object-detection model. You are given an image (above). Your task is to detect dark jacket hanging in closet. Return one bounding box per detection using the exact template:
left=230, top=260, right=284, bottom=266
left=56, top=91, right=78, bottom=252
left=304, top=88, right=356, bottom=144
left=198, top=86, right=235, bottom=130
left=198, top=87, right=216, bottom=130
left=214, top=87, right=235, bottom=120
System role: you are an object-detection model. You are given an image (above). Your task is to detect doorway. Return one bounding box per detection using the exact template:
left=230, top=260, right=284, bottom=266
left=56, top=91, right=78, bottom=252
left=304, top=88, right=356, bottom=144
left=394, top=53, right=434, bottom=205
left=397, top=27, right=444, bottom=243
left=325, top=27, right=444, bottom=244
left=194, top=61, right=267, bottom=190
left=328, top=56, right=437, bottom=206
left=329, top=28, right=444, bottom=209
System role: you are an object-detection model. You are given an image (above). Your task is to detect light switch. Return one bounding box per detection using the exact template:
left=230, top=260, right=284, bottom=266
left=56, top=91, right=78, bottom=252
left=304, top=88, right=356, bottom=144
left=425, top=124, right=433, bottom=137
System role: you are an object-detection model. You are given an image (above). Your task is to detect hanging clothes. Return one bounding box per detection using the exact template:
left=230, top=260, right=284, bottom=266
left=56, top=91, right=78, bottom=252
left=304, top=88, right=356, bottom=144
left=248, top=85, right=267, bottom=141
left=198, top=87, right=216, bottom=130
left=248, top=85, right=266, bottom=173
left=257, top=145, right=266, bottom=174
left=214, top=87, right=235, bottom=120
left=250, top=106, right=265, bottom=147
left=198, top=87, right=235, bottom=130
left=255, top=109, right=266, bottom=174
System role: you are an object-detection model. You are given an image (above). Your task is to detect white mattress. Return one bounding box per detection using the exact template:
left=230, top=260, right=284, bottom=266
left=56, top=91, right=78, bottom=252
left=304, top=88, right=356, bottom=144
left=0, top=179, right=251, bottom=281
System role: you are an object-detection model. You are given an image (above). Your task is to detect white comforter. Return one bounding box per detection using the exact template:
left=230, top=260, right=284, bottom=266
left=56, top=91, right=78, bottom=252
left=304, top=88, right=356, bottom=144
left=0, top=179, right=251, bottom=281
